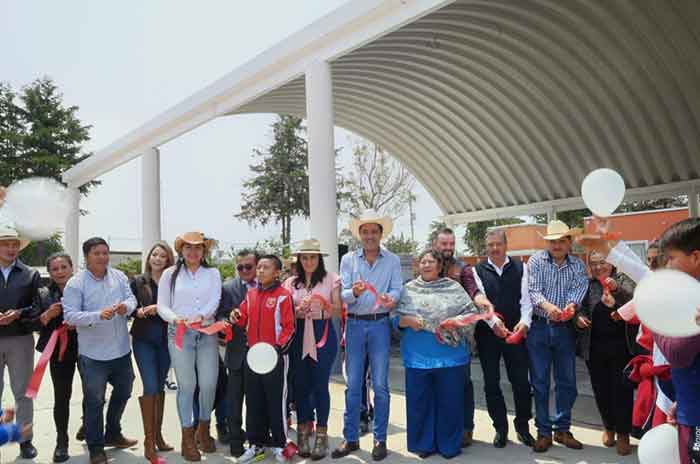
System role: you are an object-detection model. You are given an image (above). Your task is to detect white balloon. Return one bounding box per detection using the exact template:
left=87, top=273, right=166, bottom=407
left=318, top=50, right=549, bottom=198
left=246, top=342, right=278, bottom=375
left=2, top=177, right=71, bottom=241
left=581, top=168, right=626, bottom=217
left=638, top=424, right=680, bottom=464
left=635, top=269, right=700, bottom=337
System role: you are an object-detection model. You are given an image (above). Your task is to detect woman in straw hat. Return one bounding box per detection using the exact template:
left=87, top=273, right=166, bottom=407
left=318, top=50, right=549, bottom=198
left=282, top=239, right=341, bottom=460
left=157, top=232, right=222, bottom=462
left=130, top=241, right=176, bottom=461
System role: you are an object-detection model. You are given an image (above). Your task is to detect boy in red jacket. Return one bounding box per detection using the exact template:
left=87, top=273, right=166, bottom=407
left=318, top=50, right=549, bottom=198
left=230, top=255, right=295, bottom=463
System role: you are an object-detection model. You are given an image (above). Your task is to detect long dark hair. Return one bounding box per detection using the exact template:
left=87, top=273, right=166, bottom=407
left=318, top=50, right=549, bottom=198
left=170, top=247, right=211, bottom=298
left=292, top=254, right=328, bottom=290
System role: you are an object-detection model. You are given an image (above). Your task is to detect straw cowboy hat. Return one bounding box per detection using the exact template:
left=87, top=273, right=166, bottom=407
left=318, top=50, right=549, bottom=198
left=293, top=238, right=328, bottom=256
left=0, top=222, right=31, bottom=251
left=349, top=209, right=393, bottom=240
left=541, top=220, right=582, bottom=241
left=174, top=231, right=216, bottom=255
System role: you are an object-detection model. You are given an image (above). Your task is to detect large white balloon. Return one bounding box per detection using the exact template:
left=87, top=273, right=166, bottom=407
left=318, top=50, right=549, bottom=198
left=246, top=342, right=278, bottom=375
left=638, top=424, right=680, bottom=464
left=635, top=269, right=700, bottom=337
left=1, top=177, right=71, bottom=241
left=581, top=168, right=626, bottom=217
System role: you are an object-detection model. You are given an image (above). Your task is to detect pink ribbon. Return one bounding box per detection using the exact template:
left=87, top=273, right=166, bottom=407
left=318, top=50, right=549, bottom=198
left=175, top=321, right=233, bottom=351
left=26, top=324, right=69, bottom=399
left=302, top=294, right=331, bottom=361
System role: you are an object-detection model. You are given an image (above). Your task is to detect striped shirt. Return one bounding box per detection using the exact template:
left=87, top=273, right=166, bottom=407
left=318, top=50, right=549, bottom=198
left=527, top=250, right=589, bottom=320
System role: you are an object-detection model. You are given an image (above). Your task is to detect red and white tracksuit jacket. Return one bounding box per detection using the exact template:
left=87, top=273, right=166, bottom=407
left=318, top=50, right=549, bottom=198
left=236, top=282, right=295, bottom=353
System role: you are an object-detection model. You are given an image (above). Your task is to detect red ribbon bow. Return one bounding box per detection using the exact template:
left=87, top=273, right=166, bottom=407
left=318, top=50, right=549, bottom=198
left=282, top=441, right=298, bottom=459
left=175, top=320, right=233, bottom=351
left=435, top=312, right=492, bottom=343
left=26, top=324, right=69, bottom=399
left=625, top=355, right=672, bottom=428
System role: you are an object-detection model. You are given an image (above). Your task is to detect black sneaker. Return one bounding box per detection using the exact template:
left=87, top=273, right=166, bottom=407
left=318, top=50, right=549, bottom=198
left=53, top=444, right=69, bottom=463
left=75, top=425, right=86, bottom=442
left=230, top=442, right=245, bottom=458
left=20, top=441, right=38, bottom=459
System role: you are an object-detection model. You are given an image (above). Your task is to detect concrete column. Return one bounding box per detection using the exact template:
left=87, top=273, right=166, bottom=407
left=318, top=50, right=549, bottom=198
left=64, top=188, right=81, bottom=268
left=689, top=186, right=699, bottom=218
left=142, top=147, right=162, bottom=267
left=305, top=60, right=338, bottom=271
left=547, top=207, right=557, bottom=222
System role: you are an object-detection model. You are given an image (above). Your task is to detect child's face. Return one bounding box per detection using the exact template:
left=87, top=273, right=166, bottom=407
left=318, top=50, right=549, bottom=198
left=665, top=248, right=700, bottom=279
left=256, top=259, right=280, bottom=286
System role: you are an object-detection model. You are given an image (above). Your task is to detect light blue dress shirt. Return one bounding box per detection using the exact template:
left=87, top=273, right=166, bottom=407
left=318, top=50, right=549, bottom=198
left=62, top=266, right=137, bottom=361
left=0, top=261, right=15, bottom=282
left=340, top=247, right=403, bottom=315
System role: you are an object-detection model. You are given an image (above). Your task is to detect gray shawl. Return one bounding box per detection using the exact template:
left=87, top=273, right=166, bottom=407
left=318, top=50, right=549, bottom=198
left=396, top=276, right=481, bottom=346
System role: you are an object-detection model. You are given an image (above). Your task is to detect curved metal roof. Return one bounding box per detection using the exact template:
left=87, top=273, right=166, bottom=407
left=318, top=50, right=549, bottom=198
left=63, top=0, right=700, bottom=221
left=235, top=0, right=700, bottom=218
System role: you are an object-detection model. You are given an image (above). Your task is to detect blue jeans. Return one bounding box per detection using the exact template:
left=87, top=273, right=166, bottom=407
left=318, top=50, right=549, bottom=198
left=292, top=319, right=338, bottom=427
left=343, top=317, right=391, bottom=442
left=527, top=318, right=578, bottom=436
left=167, top=327, right=219, bottom=427
left=132, top=337, right=171, bottom=395
left=79, top=353, right=135, bottom=451
left=406, top=366, right=465, bottom=458
left=193, top=355, right=228, bottom=426
left=464, top=360, right=475, bottom=432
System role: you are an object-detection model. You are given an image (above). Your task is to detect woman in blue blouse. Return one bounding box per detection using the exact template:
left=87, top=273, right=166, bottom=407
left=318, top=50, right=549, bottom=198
left=394, top=249, right=480, bottom=459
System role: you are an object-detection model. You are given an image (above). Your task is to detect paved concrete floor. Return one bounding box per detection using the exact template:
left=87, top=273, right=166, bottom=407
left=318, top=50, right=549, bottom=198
left=1, top=352, right=640, bottom=464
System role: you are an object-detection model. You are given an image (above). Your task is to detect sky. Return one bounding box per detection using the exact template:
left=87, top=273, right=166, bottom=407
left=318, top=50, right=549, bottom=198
left=1, top=1, right=451, bottom=255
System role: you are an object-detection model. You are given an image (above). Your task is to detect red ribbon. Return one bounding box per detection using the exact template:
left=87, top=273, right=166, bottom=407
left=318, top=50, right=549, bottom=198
left=26, top=324, right=69, bottom=399
left=175, top=321, right=233, bottom=351
left=435, top=312, right=492, bottom=343
left=560, top=306, right=576, bottom=322
left=361, top=281, right=382, bottom=311
left=150, top=457, right=167, bottom=464
left=598, top=276, right=611, bottom=294
left=309, top=294, right=331, bottom=350
left=493, top=312, right=526, bottom=344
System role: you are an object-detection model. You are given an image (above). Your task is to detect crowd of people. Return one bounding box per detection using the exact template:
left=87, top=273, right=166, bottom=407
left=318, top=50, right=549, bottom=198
left=0, top=202, right=699, bottom=464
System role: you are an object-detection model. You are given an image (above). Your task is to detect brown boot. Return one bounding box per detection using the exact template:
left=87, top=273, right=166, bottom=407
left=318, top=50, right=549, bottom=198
left=554, top=431, right=583, bottom=450
left=602, top=429, right=616, bottom=447
left=181, top=427, right=201, bottom=462
left=616, top=433, right=631, bottom=456
left=138, top=395, right=158, bottom=461
left=460, top=431, right=473, bottom=448
left=155, top=392, right=174, bottom=451
left=297, top=422, right=311, bottom=458
left=533, top=434, right=553, bottom=453
left=310, top=426, right=328, bottom=461
left=195, top=420, right=216, bottom=453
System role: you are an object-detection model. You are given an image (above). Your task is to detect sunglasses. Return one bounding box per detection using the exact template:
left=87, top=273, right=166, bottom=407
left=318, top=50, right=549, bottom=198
left=237, top=264, right=254, bottom=272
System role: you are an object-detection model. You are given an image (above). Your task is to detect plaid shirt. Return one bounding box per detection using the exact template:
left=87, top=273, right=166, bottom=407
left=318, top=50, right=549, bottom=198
left=527, top=250, right=589, bottom=320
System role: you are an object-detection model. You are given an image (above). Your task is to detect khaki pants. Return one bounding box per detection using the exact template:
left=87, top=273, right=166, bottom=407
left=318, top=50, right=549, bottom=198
left=0, top=334, right=34, bottom=442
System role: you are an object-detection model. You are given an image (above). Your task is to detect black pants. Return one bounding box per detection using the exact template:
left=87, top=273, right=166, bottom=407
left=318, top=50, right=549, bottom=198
left=226, top=360, right=245, bottom=447
left=586, top=347, right=633, bottom=434
left=49, top=347, right=79, bottom=445
left=476, top=329, right=532, bottom=433
left=245, top=354, right=288, bottom=448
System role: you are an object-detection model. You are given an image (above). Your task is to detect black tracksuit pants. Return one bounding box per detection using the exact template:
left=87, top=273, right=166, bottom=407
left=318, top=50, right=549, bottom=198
left=245, top=354, right=288, bottom=448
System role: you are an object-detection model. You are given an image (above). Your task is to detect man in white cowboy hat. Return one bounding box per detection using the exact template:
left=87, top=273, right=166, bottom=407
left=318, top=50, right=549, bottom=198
left=0, top=221, right=41, bottom=459
left=526, top=220, right=589, bottom=453
left=63, top=237, right=138, bottom=464
left=332, top=210, right=403, bottom=462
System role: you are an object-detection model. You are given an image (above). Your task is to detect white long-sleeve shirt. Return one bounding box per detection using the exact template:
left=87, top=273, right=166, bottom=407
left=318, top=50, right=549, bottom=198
left=472, top=256, right=534, bottom=328
left=606, top=241, right=652, bottom=284
left=157, top=264, right=222, bottom=324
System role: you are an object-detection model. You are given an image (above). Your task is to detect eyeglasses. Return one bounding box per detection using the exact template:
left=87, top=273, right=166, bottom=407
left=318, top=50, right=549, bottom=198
left=237, top=264, right=254, bottom=272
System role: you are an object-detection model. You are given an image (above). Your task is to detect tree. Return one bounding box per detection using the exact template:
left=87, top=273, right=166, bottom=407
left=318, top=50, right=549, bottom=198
left=339, top=141, right=416, bottom=219
left=237, top=115, right=309, bottom=245
left=0, top=77, right=97, bottom=194
left=384, top=233, right=418, bottom=255
left=463, top=218, right=523, bottom=256
left=1, top=77, right=97, bottom=263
